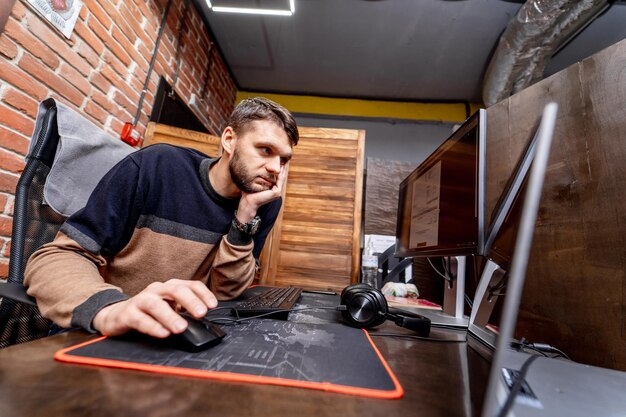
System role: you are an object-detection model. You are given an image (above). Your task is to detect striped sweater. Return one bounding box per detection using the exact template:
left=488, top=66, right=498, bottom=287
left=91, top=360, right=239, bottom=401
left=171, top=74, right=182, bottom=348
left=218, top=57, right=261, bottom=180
left=24, top=144, right=281, bottom=331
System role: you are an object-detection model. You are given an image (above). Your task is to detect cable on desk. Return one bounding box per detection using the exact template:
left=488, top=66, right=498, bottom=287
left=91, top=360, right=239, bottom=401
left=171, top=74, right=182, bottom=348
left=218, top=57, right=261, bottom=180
left=370, top=332, right=465, bottom=343
left=511, top=338, right=571, bottom=360
left=494, top=354, right=540, bottom=417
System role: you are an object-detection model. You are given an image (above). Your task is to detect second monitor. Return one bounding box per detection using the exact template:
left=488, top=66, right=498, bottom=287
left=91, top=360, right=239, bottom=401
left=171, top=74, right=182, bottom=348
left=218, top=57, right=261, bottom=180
left=395, top=109, right=486, bottom=320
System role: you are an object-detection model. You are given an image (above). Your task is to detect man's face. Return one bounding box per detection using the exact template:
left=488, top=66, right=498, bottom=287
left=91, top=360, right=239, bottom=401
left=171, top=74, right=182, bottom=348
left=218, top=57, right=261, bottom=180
left=228, top=120, right=293, bottom=193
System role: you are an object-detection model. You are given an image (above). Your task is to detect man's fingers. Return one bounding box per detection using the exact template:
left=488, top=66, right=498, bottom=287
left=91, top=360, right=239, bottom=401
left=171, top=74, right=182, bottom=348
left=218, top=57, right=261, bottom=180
left=134, top=295, right=189, bottom=335
left=163, top=282, right=217, bottom=319
left=94, top=280, right=219, bottom=338
left=129, top=309, right=172, bottom=339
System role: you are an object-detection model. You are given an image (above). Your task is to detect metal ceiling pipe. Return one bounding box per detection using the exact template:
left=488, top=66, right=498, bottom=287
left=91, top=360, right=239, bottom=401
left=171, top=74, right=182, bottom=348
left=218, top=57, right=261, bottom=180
left=482, top=0, right=609, bottom=107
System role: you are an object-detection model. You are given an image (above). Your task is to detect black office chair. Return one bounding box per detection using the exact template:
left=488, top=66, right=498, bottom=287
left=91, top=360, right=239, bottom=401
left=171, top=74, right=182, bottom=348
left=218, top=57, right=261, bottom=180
left=0, top=98, right=67, bottom=348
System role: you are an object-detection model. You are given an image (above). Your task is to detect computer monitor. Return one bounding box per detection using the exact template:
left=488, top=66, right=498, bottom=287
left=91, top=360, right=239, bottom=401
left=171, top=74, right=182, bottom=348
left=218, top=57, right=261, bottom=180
left=468, top=120, right=542, bottom=352
left=394, top=109, right=485, bottom=319
left=395, top=109, right=486, bottom=258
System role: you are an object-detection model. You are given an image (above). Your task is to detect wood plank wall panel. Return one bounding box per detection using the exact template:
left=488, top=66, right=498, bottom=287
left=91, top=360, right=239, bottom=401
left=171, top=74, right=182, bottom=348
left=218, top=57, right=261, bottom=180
left=485, top=39, right=626, bottom=371
left=143, top=122, right=222, bottom=157
left=260, top=127, right=365, bottom=291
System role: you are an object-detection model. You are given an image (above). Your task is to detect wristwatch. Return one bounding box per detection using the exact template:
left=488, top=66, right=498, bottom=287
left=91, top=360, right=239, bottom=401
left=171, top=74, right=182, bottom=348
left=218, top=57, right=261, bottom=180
left=232, top=211, right=262, bottom=235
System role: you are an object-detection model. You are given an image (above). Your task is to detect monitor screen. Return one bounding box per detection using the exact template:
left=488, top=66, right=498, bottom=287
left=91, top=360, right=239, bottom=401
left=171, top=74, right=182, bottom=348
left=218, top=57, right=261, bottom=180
left=395, top=109, right=486, bottom=258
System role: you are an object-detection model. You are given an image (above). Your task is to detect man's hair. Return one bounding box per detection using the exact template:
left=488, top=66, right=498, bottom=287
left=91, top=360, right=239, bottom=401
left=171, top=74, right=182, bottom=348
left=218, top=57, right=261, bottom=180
left=227, top=97, right=299, bottom=146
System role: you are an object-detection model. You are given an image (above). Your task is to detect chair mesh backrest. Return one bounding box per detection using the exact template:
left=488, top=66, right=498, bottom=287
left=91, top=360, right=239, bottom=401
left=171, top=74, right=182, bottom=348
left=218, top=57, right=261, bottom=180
left=0, top=100, right=67, bottom=348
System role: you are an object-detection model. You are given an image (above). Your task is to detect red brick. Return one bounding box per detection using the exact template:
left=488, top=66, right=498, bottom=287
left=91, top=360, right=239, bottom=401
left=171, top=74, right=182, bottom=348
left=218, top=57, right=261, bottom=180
left=89, top=88, right=107, bottom=107
left=84, top=100, right=108, bottom=125
left=3, top=238, right=11, bottom=257
left=25, top=17, right=91, bottom=77
left=0, top=216, right=12, bottom=236
left=0, top=126, right=29, bottom=156
left=119, top=2, right=149, bottom=46
left=6, top=197, right=13, bottom=216
left=100, top=64, right=122, bottom=85
left=59, top=62, right=92, bottom=95
left=110, top=7, right=137, bottom=45
left=0, top=148, right=25, bottom=174
left=79, top=3, right=88, bottom=20
left=0, top=194, right=8, bottom=212
left=19, top=53, right=84, bottom=107
left=76, top=40, right=100, bottom=69
left=84, top=0, right=112, bottom=29
left=0, top=171, right=19, bottom=194
left=109, top=26, right=135, bottom=67
left=89, top=70, right=112, bottom=94
left=87, top=7, right=119, bottom=53
left=73, top=19, right=105, bottom=55
left=0, top=102, right=34, bottom=137
left=116, top=79, right=140, bottom=106
left=10, top=2, right=27, bottom=20
left=135, top=0, right=155, bottom=24
left=4, top=18, right=60, bottom=70
left=112, top=26, right=147, bottom=69
left=102, top=50, right=129, bottom=80
left=131, top=64, right=147, bottom=87
left=112, top=90, right=137, bottom=115
left=0, top=259, right=8, bottom=279
left=137, top=42, right=151, bottom=63
left=129, top=76, right=143, bottom=93
left=0, top=36, right=18, bottom=59
left=109, top=118, right=125, bottom=138
left=2, top=86, right=39, bottom=119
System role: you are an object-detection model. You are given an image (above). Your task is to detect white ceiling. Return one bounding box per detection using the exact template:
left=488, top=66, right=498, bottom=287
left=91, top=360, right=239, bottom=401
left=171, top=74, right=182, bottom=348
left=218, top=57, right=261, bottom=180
left=192, top=0, right=626, bottom=104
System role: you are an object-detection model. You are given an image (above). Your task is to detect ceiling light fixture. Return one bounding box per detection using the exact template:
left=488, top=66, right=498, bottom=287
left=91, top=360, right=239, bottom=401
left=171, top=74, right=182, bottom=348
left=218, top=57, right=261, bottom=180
left=206, top=0, right=295, bottom=16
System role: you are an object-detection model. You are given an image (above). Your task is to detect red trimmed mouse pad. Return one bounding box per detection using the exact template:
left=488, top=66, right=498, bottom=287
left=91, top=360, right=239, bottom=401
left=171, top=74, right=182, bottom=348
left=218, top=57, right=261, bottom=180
left=55, top=320, right=403, bottom=399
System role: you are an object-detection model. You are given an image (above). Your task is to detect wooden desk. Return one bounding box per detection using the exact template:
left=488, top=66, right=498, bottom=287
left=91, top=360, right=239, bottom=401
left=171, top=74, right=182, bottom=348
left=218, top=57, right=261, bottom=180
left=0, top=325, right=487, bottom=417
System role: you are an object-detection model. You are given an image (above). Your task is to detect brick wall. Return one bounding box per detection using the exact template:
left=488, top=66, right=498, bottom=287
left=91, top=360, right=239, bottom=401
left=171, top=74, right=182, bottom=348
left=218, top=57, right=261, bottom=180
left=0, top=0, right=237, bottom=278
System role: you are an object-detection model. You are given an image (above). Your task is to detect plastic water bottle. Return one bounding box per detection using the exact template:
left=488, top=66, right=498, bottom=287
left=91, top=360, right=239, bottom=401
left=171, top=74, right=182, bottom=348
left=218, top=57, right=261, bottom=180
left=361, top=237, right=378, bottom=288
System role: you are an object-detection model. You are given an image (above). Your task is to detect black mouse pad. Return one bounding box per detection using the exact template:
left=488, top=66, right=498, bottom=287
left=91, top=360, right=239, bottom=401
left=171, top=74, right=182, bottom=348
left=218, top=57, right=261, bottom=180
left=55, top=318, right=403, bottom=399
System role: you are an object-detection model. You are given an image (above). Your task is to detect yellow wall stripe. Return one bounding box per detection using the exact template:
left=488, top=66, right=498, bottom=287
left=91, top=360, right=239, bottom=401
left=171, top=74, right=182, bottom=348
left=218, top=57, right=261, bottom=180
left=237, top=91, right=481, bottom=123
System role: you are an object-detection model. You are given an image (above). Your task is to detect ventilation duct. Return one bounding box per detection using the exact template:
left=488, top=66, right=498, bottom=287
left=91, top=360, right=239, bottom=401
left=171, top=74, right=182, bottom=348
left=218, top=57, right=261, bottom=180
left=482, top=0, right=610, bottom=106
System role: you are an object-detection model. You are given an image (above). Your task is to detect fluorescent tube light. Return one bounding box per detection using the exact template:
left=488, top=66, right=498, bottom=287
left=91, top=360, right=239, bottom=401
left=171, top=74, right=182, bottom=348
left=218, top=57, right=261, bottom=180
left=207, top=0, right=295, bottom=16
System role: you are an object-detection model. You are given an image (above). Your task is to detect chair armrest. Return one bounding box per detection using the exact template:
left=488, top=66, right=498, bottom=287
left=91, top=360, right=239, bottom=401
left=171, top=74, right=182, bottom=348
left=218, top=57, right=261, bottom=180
left=0, top=282, right=37, bottom=306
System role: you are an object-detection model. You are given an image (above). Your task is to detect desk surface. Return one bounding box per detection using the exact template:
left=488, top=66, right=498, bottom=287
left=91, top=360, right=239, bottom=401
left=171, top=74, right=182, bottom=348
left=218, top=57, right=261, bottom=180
left=0, top=323, right=490, bottom=417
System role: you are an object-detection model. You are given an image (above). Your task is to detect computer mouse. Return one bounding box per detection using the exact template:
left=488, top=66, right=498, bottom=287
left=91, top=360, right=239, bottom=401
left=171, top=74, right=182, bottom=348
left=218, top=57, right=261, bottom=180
left=170, top=315, right=227, bottom=352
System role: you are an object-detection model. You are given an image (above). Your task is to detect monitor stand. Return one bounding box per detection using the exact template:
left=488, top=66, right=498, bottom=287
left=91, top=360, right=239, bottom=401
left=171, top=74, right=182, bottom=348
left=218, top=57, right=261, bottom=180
left=442, top=255, right=466, bottom=318
left=418, top=256, right=469, bottom=330
left=469, top=259, right=506, bottom=328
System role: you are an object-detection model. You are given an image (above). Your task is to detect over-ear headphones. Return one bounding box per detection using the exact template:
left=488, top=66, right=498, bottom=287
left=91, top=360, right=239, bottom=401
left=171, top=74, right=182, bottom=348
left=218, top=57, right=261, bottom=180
left=340, top=284, right=431, bottom=336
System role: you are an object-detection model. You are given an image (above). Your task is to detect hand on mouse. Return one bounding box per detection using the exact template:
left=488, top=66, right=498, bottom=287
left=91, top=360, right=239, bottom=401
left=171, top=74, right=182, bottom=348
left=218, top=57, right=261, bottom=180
left=92, top=279, right=218, bottom=338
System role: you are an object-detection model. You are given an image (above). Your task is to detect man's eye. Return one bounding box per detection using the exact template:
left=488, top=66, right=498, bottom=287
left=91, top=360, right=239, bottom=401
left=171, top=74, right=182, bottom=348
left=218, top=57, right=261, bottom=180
left=260, top=147, right=271, bottom=154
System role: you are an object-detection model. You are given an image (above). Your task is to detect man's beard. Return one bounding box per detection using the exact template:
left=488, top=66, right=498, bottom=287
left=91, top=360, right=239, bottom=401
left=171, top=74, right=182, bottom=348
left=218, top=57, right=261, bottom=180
left=229, top=149, right=274, bottom=193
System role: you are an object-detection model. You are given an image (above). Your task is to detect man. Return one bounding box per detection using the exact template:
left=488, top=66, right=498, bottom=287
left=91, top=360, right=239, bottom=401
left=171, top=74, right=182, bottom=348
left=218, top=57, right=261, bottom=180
left=24, top=97, right=298, bottom=340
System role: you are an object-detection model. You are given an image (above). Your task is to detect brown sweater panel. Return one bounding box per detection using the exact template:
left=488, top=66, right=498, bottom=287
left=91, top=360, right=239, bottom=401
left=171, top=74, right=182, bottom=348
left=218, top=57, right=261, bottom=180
left=24, top=227, right=256, bottom=328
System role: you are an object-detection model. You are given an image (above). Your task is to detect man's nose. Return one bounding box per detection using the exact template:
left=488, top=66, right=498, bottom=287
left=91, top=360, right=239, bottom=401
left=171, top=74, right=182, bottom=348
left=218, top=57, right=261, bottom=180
left=266, top=156, right=281, bottom=173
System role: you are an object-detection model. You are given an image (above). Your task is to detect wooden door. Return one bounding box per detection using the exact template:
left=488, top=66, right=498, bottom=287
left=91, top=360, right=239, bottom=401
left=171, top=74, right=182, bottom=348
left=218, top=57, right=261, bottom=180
left=259, top=127, right=365, bottom=291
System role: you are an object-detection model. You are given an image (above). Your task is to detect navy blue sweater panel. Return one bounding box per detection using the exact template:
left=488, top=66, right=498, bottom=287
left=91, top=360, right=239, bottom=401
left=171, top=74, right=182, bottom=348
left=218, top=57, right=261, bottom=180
left=61, top=144, right=281, bottom=260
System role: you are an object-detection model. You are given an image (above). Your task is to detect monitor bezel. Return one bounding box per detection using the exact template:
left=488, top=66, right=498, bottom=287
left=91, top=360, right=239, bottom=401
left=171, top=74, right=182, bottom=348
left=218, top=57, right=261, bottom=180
left=394, top=108, right=486, bottom=258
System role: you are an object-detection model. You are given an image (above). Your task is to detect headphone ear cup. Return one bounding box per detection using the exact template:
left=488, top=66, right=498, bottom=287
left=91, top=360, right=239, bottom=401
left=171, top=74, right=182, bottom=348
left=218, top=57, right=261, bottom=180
left=340, top=284, right=388, bottom=329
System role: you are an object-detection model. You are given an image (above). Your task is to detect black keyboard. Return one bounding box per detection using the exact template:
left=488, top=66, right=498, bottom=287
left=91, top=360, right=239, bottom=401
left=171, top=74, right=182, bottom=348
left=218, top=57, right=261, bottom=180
left=234, top=286, right=303, bottom=319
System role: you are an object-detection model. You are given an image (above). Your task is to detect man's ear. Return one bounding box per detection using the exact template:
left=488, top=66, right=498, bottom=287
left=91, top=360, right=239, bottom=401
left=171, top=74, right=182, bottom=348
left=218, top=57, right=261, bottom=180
left=221, top=126, right=236, bottom=157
